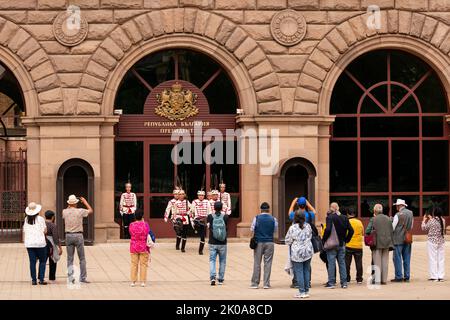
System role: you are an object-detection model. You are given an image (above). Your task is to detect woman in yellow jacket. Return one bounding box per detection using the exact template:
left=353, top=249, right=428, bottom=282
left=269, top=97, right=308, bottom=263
left=344, top=209, right=364, bottom=283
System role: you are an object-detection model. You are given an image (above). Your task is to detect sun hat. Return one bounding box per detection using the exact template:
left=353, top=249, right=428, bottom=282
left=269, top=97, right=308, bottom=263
left=67, top=194, right=79, bottom=205
left=25, top=202, right=42, bottom=216
left=393, top=199, right=408, bottom=207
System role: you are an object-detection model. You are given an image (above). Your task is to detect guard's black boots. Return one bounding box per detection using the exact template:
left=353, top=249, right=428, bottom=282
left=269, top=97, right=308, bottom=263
left=176, top=237, right=181, bottom=250
left=181, top=239, right=187, bottom=252
left=199, top=242, right=205, bottom=255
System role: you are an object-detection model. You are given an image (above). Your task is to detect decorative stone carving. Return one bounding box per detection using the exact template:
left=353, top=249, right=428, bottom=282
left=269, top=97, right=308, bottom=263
left=53, top=9, right=88, bottom=47
left=270, top=9, right=307, bottom=47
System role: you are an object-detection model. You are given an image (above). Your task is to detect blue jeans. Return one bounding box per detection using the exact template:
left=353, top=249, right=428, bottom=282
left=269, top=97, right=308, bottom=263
left=209, top=244, right=227, bottom=281
left=27, top=247, right=47, bottom=282
left=393, top=244, right=412, bottom=280
left=292, top=259, right=311, bottom=294
left=326, top=245, right=347, bottom=286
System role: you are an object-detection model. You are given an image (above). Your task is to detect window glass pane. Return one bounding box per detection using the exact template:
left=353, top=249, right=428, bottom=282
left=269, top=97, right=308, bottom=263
left=361, top=141, right=388, bottom=192
left=133, top=50, right=175, bottom=87
left=423, top=195, right=449, bottom=216
left=360, top=95, right=385, bottom=114
left=150, top=145, right=174, bottom=193
left=422, top=117, right=444, bottom=137
left=330, top=72, right=362, bottom=114
left=393, top=195, right=420, bottom=216
left=347, top=50, right=387, bottom=88
left=392, top=141, right=419, bottom=192
left=114, top=72, right=149, bottom=114
left=115, top=141, right=143, bottom=193
left=209, top=141, right=240, bottom=193
left=390, top=50, right=429, bottom=88
left=204, top=72, right=238, bottom=114
left=230, top=195, right=240, bottom=218
left=415, top=73, right=448, bottom=113
left=329, top=196, right=358, bottom=216
left=391, top=87, right=418, bottom=113
left=360, top=117, right=418, bottom=137
left=178, top=50, right=220, bottom=88
left=332, top=118, right=357, bottom=137
left=330, top=142, right=357, bottom=192
left=150, top=196, right=172, bottom=219
left=361, top=196, right=390, bottom=217
left=423, top=141, right=449, bottom=191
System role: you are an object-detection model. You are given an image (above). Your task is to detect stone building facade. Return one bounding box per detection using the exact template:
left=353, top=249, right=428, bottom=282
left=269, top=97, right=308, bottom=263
left=0, top=0, right=449, bottom=242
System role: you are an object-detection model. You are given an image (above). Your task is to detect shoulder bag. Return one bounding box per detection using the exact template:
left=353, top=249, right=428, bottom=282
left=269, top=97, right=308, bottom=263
left=250, top=216, right=258, bottom=250
left=364, top=224, right=377, bottom=247
left=323, top=222, right=339, bottom=251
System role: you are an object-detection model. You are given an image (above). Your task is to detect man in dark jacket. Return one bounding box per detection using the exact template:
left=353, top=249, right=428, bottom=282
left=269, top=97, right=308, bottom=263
left=322, top=202, right=354, bottom=289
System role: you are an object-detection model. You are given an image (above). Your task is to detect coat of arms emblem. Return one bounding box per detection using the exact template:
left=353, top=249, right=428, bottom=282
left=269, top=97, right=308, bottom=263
left=155, top=82, right=199, bottom=121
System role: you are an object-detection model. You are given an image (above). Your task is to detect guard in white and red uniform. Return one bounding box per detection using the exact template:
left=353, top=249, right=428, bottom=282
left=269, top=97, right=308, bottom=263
left=119, top=182, right=137, bottom=239
left=174, top=190, right=191, bottom=253
left=219, top=183, right=232, bottom=215
left=209, top=190, right=227, bottom=215
left=190, top=190, right=211, bottom=255
left=164, top=189, right=181, bottom=249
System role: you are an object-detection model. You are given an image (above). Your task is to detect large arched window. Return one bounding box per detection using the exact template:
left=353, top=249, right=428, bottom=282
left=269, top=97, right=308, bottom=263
left=330, top=50, right=449, bottom=220
left=114, top=49, right=239, bottom=114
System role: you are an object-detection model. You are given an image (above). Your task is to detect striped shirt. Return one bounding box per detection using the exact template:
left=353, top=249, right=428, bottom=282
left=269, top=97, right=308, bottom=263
left=174, top=199, right=191, bottom=225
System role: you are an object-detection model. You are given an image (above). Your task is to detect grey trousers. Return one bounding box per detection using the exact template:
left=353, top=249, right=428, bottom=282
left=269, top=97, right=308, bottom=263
left=66, top=233, right=87, bottom=282
left=372, top=248, right=389, bottom=284
left=251, top=242, right=274, bottom=287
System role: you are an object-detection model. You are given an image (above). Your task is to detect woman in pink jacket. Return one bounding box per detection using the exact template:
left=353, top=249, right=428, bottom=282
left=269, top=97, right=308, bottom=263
left=129, top=209, right=150, bottom=287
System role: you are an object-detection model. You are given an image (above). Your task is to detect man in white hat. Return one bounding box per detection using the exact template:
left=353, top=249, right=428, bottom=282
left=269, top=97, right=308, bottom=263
left=219, top=183, right=232, bottom=215
left=62, top=195, right=93, bottom=284
left=391, top=199, right=414, bottom=283
left=119, top=182, right=137, bottom=239
left=190, top=190, right=211, bottom=255
left=173, top=190, right=191, bottom=253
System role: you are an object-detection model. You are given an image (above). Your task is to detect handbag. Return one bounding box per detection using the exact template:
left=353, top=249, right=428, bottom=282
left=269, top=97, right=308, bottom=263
left=364, top=229, right=377, bottom=247
left=311, top=234, right=323, bottom=253
left=323, top=223, right=339, bottom=251
left=249, top=216, right=258, bottom=250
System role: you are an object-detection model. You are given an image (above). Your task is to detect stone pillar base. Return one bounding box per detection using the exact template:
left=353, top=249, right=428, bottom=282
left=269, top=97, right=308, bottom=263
left=95, top=223, right=120, bottom=243
left=236, top=222, right=252, bottom=238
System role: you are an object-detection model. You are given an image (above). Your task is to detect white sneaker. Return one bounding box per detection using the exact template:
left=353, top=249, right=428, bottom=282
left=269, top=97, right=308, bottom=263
left=293, top=293, right=302, bottom=298
left=141, top=282, right=146, bottom=287
left=263, top=286, right=270, bottom=289
left=130, top=282, right=136, bottom=287
left=303, top=293, right=310, bottom=298
left=249, top=285, right=259, bottom=289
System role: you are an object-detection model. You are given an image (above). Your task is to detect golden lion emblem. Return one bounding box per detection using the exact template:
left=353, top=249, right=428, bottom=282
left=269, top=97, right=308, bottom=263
left=155, top=82, right=199, bottom=121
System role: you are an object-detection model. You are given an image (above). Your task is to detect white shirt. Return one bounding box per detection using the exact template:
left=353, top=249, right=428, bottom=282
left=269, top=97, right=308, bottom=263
left=23, top=215, right=47, bottom=248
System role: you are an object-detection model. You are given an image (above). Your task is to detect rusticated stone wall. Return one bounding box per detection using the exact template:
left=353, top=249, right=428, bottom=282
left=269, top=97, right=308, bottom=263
left=0, top=0, right=448, bottom=117
left=0, top=0, right=450, bottom=116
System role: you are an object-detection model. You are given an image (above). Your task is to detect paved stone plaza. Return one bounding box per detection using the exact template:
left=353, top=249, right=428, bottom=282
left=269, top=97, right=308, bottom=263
left=0, top=239, right=449, bottom=300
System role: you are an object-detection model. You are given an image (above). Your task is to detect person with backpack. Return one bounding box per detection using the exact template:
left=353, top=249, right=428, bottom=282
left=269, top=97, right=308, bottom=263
left=322, top=202, right=354, bottom=289
left=207, top=201, right=229, bottom=286
left=249, top=202, right=278, bottom=289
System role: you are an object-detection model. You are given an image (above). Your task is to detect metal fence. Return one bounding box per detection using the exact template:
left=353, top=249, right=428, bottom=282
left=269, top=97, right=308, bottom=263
left=0, top=149, right=26, bottom=242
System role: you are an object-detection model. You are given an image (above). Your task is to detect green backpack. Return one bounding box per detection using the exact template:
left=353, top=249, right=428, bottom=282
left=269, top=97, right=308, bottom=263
left=212, top=213, right=226, bottom=241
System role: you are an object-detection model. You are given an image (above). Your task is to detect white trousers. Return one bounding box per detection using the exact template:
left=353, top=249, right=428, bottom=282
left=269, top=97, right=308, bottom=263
left=427, top=241, right=445, bottom=280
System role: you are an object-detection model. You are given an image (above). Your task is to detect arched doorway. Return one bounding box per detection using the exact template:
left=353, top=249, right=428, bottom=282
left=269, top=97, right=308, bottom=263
left=277, top=157, right=316, bottom=242
left=114, top=49, right=241, bottom=238
left=330, top=49, right=450, bottom=232
left=57, top=159, right=95, bottom=245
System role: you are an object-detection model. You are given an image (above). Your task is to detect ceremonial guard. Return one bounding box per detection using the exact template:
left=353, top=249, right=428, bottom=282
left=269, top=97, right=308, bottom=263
left=164, top=188, right=181, bottom=249
left=190, top=190, right=211, bottom=255
left=209, top=190, right=227, bottom=215
left=174, top=190, right=192, bottom=252
left=219, top=183, right=232, bottom=215
left=119, top=182, right=137, bottom=239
